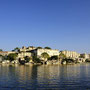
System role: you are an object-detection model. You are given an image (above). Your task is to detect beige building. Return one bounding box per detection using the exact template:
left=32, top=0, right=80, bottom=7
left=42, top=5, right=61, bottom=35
left=7, top=51, right=16, bottom=54
left=17, top=52, right=32, bottom=59
left=61, top=50, right=80, bottom=59
left=33, top=49, right=59, bottom=58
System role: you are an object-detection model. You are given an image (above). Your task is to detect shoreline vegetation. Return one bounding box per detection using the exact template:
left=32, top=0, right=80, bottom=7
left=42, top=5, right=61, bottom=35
left=0, top=46, right=90, bottom=65
left=0, top=60, right=90, bottom=66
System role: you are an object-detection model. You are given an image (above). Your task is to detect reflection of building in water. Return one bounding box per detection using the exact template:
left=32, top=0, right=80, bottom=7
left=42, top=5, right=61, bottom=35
left=83, top=63, right=90, bottom=76
left=16, top=65, right=32, bottom=81
left=16, top=65, right=26, bottom=81
left=37, top=65, right=60, bottom=87
left=15, top=65, right=38, bottom=85
left=64, top=64, right=81, bottom=77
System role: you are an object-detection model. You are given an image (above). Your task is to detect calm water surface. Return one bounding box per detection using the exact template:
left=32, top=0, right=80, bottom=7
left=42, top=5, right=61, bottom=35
left=0, top=63, right=90, bottom=90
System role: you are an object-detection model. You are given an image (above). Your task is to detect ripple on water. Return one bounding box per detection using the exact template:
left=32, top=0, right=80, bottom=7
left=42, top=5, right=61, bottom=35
left=0, top=64, right=90, bottom=89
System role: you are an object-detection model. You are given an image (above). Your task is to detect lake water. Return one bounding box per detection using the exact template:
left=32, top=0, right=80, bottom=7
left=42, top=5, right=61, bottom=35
left=0, top=63, right=90, bottom=90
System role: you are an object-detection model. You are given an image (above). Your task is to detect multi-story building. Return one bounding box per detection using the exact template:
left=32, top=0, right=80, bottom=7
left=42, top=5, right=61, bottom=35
left=60, top=50, right=80, bottom=59
left=33, top=49, right=59, bottom=58
left=17, top=52, right=32, bottom=59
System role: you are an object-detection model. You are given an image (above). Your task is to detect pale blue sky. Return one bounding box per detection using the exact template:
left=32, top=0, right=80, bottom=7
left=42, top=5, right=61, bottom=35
left=0, top=0, right=90, bottom=53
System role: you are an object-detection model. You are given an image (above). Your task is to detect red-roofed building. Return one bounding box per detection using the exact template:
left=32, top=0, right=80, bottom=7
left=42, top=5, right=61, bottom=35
left=0, top=51, right=8, bottom=56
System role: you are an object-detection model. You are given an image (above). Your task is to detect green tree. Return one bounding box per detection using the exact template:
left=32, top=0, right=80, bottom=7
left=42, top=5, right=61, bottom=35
left=24, top=56, right=31, bottom=63
left=86, top=59, right=90, bottom=62
left=0, top=54, right=3, bottom=57
left=59, top=52, right=66, bottom=59
left=41, top=52, right=49, bottom=60
left=12, top=47, right=20, bottom=52
left=37, top=47, right=42, bottom=49
left=7, top=53, right=18, bottom=62
left=32, top=56, right=41, bottom=63
left=79, top=55, right=85, bottom=58
left=0, top=49, right=3, bottom=51
left=44, top=47, right=51, bottom=49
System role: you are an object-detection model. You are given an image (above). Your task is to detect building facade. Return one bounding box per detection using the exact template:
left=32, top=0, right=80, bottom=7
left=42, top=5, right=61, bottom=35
left=33, top=49, right=59, bottom=58
left=17, top=52, right=32, bottom=59
left=61, top=50, right=80, bottom=59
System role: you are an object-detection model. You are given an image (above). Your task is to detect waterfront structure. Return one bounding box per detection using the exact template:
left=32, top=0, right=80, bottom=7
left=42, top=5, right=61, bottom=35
left=17, top=52, right=32, bottom=59
left=19, top=46, right=36, bottom=52
left=33, top=48, right=59, bottom=58
left=1, top=45, right=90, bottom=64
left=60, top=50, right=80, bottom=59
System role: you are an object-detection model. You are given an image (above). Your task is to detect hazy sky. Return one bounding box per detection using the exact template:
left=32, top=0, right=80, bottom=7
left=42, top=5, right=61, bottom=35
left=0, top=0, right=90, bottom=53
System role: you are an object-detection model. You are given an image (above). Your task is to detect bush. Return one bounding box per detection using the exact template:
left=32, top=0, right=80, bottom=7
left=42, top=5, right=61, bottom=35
left=48, top=55, right=58, bottom=60
left=0, top=49, right=3, bottom=51
left=41, top=52, right=49, bottom=60
left=44, top=47, right=51, bottom=49
left=32, top=56, right=41, bottom=63
left=19, top=58, right=26, bottom=65
left=59, top=53, right=66, bottom=59
left=86, top=59, right=90, bottom=62
left=37, top=47, right=42, bottom=49
left=24, top=56, right=31, bottom=63
left=6, top=53, right=18, bottom=62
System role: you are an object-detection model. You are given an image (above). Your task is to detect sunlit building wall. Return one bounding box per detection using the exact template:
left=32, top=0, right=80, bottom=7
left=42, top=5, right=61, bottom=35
left=61, top=50, right=80, bottom=59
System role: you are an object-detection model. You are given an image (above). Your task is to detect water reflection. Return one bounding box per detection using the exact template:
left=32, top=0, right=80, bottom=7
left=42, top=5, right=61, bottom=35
left=0, top=64, right=90, bottom=89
